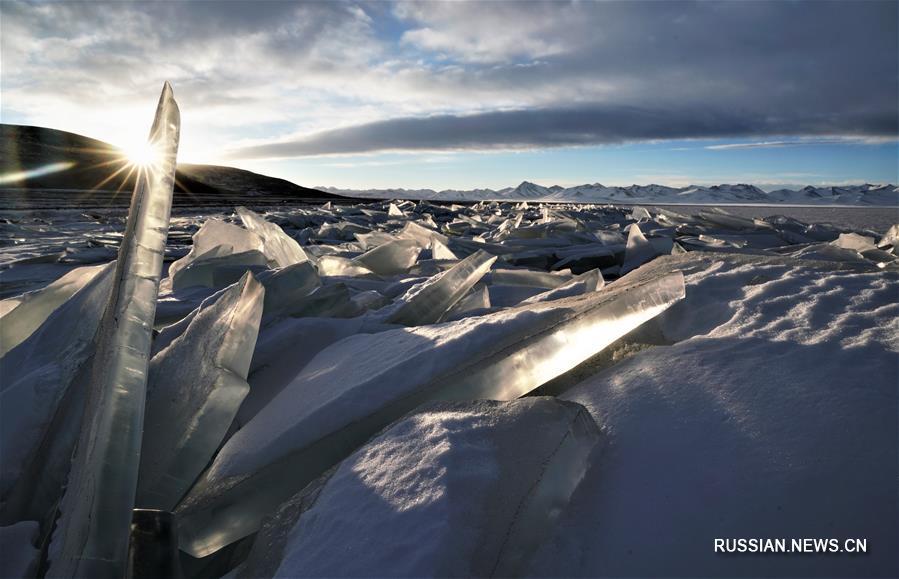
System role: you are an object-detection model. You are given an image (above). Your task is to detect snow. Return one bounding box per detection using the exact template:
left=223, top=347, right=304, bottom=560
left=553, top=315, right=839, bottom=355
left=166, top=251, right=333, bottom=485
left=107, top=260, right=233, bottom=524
left=1, top=181, right=896, bottom=577
left=238, top=398, right=601, bottom=578
left=525, top=252, right=899, bottom=577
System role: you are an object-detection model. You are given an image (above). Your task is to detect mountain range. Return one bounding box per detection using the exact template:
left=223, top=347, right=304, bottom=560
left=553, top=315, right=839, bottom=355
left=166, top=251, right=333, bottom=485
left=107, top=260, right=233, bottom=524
left=320, top=181, right=899, bottom=206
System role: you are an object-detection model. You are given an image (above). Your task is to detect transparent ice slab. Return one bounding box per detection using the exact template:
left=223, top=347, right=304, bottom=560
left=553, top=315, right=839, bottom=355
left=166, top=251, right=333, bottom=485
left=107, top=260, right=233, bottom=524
left=0, top=263, right=106, bottom=357
left=48, top=83, right=180, bottom=579
left=0, top=262, right=115, bottom=505
left=521, top=269, right=604, bottom=304
left=621, top=223, right=664, bottom=274
left=236, top=207, right=311, bottom=268
left=352, top=239, right=420, bottom=276
left=174, top=270, right=684, bottom=557
left=238, top=398, right=601, bottom=578
left=137, top=272, right=264, bottom=511
left=383, top=249, right=496, bottom=326
left=171, top=248, right=268, bottom=291
left=167, top=218, right=264, bottom=282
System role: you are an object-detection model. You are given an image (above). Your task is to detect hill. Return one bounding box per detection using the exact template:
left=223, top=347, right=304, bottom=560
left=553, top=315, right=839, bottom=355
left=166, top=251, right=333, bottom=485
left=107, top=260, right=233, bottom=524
left=0, top=124, right=343, bottom=208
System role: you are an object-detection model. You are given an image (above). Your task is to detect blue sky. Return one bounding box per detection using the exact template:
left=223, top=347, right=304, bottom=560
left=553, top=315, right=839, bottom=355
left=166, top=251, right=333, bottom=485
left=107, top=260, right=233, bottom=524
left=2, top=1, right=897, bottom=190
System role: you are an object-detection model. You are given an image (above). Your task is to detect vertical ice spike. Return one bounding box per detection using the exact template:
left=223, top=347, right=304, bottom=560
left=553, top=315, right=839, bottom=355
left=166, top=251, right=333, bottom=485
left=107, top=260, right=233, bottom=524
left=47, top=83, right=180, bottom=578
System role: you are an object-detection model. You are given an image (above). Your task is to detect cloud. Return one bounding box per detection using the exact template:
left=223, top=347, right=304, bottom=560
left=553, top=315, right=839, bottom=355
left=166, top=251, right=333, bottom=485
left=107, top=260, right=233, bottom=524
left=704, top=137, right=898, bottom=150
left=1, top=0, right=897, bottom=164
left=229, top=104, right=898, bottom=159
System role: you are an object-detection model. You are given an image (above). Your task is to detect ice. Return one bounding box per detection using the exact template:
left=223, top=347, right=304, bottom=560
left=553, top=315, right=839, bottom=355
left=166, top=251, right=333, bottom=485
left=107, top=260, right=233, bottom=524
left=173, top=270, right=683, bottom=556
left=0, top=521, right=40, bottom=579
left=621, top=222, right=664, bottom=273
left=0, top=261, right=115, bottom=504
left=488, top=268, right=572, bottom=288
left=877, top=223, right=898, bottom=250
left=0, top=263, right=106, bottom=356
left=526, top=252, right=898, bottom=577
left=171, top=248, right=268, bottom=290
left=521, top=269, right=604, bottom=304
left=236, top=317, right=392, bottom=427
left=831, top=232, right=877, bottom=252
left=352, top=239, right=420, bottom=275
left=442, top=283, right=491, bottom=321
left=316, top=255, right=374, bottom=277
left=383, top=249, right=497, bottom=326
left=166, top=218, right=264, bottom=282
left=238, top=398, right=601, bottom=578
left=47, top=83, right=180, bottom=579
left=137, top=272, right=264, bottom=511
left=236, top=207, right=311, bottom=268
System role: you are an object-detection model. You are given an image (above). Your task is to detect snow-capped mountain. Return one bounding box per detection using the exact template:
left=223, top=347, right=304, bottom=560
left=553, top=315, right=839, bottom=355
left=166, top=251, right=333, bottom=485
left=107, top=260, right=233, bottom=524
left=321, top=181, right=899, bottom=206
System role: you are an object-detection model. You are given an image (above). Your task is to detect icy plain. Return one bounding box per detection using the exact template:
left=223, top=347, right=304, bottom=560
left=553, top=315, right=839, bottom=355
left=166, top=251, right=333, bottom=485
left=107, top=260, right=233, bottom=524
left=0, top=192, right=897, bottom=578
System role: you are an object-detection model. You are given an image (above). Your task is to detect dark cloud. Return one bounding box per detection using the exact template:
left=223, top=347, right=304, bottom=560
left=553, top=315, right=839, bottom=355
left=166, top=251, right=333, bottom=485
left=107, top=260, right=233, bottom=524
left=230, top=104, right=898, bottom=158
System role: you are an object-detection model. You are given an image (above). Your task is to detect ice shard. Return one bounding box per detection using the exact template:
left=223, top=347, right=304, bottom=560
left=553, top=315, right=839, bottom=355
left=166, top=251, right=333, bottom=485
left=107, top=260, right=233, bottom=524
left=521, top=269, right=604, bottom=304
left=352, top=239, right=420, bottom=276
left=171, top=248, right=268, bottom=291
left=167, top=218, right=264, bottom=282
left=383, top=249, right=496, bottom=326
left=238, top=399, right=601, bottom=578
left=47, top=83, right=180, bottom=579
left=0, top=261, right=115, bottom=505
left=236, top=207, right=311, bottom=268
left=174, top=270, right=684, bottom=557
left=621, top=223, right=663, bottom=274
left=137, top=272, right=264, bottom=511
left=0, top=263, right=106, bottom=356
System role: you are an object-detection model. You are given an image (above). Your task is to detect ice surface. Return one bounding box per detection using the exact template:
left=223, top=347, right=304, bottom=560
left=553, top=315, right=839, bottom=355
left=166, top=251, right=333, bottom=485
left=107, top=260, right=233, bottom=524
left=48, top=83, right=180, bottom=579
left=236, top=207, right=311, bottom=268
left=174, top=270, right=683, bottom=556
left=384, top=249, right=496, bottom=325
left=239, top=398, right=601, bottom=578
left=137, top=272, right=264, bottom=511
left=0, top=263, right=106, bottom=356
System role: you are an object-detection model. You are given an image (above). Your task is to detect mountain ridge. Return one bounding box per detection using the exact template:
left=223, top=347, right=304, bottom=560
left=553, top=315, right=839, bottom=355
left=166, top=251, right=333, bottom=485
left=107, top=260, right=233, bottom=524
left=320, top=180, right=899, bottom=206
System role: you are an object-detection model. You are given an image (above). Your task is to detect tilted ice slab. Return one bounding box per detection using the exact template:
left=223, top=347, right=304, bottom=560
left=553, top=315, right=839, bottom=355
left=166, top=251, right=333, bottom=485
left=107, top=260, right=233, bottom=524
left=171, top=248, right=268, bottom=291
left=137, top=272, right=264, bottom=511
left=622, top=223, right=665, bottom=274
left=0, top=262, right=114, bottom=505
left=0, top=263, right=106, bottom=357
left=521, top=269, right=604, bottom=304
left=48, top=83, right=180, bottom=579
left=352, top=239, right=420, bottom=276
left=238, top=398, right=601, bottom=578
left=236, top=207, right=311, bottom=268
left=174, top=270, right=684, bottom=557
left=382, top=249, right=497, bottom=326
left=167, top=218, right=264, bottom=282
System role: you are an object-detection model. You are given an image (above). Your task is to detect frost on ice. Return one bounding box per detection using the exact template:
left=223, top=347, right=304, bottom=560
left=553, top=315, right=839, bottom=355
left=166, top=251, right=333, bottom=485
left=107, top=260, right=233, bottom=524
left=238, top=398, right=601, bottom=578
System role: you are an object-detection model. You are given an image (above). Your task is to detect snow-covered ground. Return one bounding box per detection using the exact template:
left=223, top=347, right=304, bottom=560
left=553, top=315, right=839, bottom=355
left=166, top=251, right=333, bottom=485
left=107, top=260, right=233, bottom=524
left=1, top=198, right=896, bottom=578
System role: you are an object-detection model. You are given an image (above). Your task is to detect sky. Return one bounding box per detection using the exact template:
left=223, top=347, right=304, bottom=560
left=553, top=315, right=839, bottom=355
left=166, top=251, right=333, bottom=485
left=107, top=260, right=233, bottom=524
left=1, top=0, right=897, bottom=191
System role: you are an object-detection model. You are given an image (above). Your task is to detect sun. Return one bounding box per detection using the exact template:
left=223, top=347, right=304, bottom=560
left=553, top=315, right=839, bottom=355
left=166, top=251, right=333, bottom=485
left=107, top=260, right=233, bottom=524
left=121, top=139, right=162, bottom=168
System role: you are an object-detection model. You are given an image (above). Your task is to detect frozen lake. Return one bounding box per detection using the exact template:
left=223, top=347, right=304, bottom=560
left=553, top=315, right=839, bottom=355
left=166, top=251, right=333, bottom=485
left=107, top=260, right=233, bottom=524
left=629, top=204, right=898, bottom=234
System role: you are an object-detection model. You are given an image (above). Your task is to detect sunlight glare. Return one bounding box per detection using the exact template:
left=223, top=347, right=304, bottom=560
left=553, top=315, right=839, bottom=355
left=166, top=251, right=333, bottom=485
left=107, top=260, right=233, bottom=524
left=122, top=139, right=162, bottom=168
